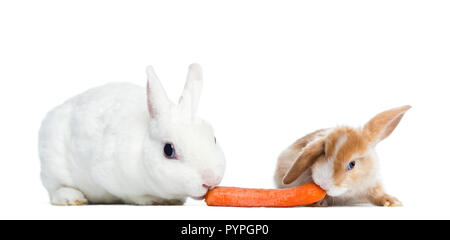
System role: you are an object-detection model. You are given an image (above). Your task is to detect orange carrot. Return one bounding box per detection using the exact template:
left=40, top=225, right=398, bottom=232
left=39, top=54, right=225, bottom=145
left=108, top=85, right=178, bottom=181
left=205, top=183, right=326, bottom=208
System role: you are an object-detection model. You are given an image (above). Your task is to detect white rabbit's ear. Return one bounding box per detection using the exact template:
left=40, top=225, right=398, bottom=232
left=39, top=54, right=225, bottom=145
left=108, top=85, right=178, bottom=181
left=178, top=63, right=203, bottom=116
left=146, top=66, right=171, bottom=119
left=363, top=105, right=411, bottom=144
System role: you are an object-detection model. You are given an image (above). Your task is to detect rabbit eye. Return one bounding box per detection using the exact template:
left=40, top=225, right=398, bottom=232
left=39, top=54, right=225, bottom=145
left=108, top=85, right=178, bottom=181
left=164, top=143, right=177, bottom=159
left=214, top=137, right=217, bottom=144
left=347, top=161, right=356, bottom=171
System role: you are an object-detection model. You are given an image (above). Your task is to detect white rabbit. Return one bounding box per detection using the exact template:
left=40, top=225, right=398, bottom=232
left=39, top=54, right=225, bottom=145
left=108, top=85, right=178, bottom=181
left=39, top=64, right=226, bottom=205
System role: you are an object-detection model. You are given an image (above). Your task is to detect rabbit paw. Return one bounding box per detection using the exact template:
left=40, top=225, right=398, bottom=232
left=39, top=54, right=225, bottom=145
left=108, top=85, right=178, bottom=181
left=51, top=187, right=88, bottom=206
left=380, top=195, right=402, bottom=207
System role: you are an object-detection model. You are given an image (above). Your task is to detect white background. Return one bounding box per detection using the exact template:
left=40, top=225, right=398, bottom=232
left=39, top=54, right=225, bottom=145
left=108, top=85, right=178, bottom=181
left=0, top=0, right=449, bottom=220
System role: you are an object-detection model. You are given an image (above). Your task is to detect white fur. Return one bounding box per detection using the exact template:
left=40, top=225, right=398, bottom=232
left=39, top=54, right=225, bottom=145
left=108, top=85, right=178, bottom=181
left=39, top=64, right=226, bottom=205
left=312, top=160, right=348, bottom=197
left=311, top=131, right=347, bottom=196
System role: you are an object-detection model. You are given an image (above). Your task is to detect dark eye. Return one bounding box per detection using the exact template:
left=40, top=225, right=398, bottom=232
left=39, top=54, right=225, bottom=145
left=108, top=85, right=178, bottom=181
left=347, top=161, right=356, bottom=171
left=214, top=137, right=217, bottom=144
left=164, top=143, right=176, bottom=159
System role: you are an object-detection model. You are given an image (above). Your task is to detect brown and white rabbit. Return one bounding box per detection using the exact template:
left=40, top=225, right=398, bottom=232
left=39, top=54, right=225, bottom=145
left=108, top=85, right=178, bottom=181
left=274, top=106, right=411, bottom=207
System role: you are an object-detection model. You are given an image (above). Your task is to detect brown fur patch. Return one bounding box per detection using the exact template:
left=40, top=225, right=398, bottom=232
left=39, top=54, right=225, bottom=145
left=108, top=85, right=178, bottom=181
left=363, top=105, right=411, bottom=143
left=324, top=127, right=370, bottom=186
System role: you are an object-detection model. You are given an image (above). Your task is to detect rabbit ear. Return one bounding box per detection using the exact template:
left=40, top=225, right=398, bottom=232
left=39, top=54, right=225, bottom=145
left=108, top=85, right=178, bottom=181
left=146, top=66, right=171, bottom=119
left=178, top=63, right=203, bottom=116
left=282, top=138, right=325, bottom=185
left=363, top=105, right=411, bottom=144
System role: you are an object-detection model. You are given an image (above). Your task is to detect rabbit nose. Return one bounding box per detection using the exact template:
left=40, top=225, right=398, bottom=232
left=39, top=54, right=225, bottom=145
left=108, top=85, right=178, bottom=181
left=202, top=169, right=218, bottom=188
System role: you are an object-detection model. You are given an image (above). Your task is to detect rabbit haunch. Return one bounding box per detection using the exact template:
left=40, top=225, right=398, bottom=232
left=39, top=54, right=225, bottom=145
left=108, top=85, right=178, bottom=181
left=39, top=64, right=226, bottom=205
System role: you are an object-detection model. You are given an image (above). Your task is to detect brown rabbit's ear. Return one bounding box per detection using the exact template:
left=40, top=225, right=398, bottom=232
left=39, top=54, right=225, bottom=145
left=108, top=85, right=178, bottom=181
left=363, top=105, right=411, bottom=144
left=282, top=138, right=325, bottom=185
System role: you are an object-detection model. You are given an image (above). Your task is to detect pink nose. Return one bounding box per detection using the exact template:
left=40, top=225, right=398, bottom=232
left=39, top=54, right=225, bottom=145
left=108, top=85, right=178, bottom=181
left=202, top=169, right=218, bottom=189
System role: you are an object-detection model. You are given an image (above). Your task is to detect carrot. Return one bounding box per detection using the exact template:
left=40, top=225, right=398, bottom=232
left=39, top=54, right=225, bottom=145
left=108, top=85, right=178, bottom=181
left=205, top=183, right=326, bottom=208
